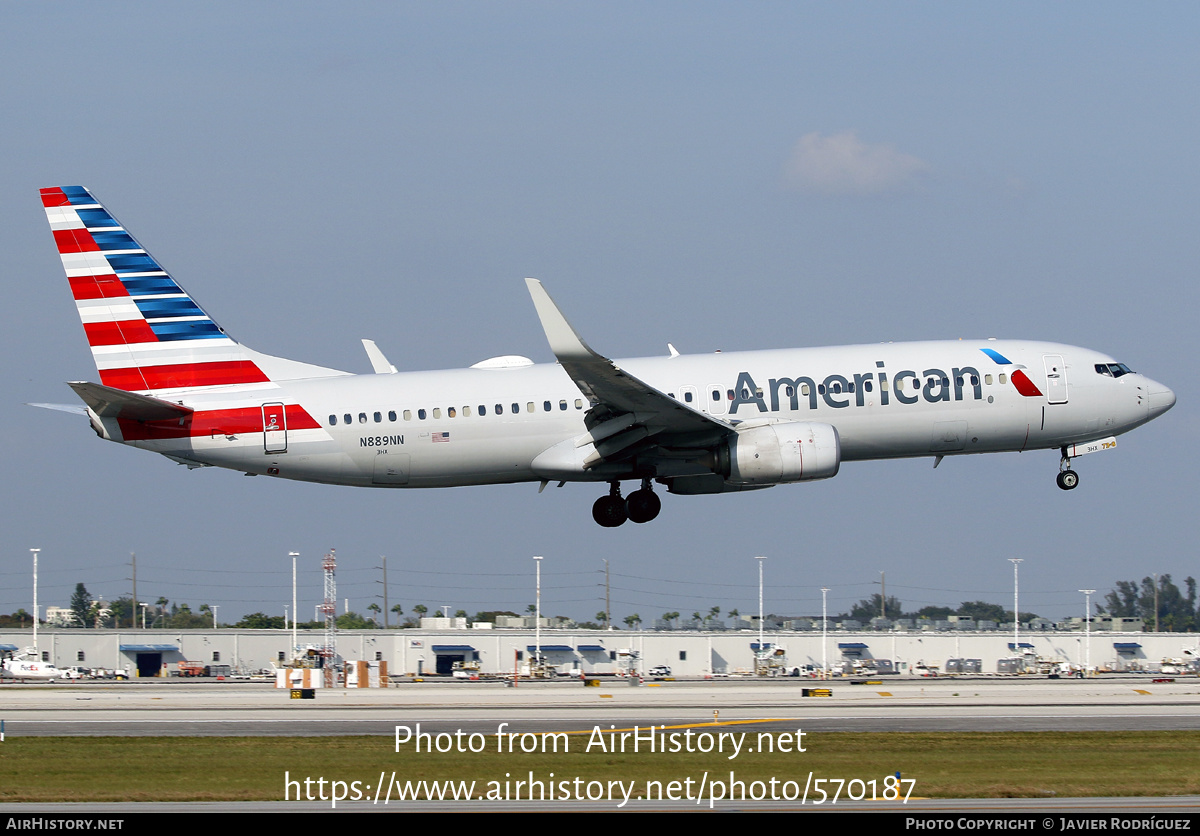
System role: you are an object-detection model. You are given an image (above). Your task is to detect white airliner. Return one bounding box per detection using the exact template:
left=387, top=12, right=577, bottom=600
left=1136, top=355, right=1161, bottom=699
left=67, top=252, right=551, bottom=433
left=1, top=650, right=63, bottom=682
left=38, top=186, right=1175, bottom=526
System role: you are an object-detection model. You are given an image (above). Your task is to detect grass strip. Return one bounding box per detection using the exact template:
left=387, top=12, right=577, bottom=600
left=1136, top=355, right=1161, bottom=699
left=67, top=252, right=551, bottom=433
left=0, top=731, right=1197, bottom=802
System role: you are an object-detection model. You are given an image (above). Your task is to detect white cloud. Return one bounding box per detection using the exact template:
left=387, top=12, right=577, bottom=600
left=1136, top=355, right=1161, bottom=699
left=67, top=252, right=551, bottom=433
left=784, top=130, right=930, bottom=195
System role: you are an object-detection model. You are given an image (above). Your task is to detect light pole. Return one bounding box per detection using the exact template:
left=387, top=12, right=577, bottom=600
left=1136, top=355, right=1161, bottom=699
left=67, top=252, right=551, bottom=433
left=289, top=552, right=299, bottom=658
left=533, top=556, right=543, bottom=676
left=821, top=586, right=829, bottom=678
left=755, top=556, right=767, bottom=675
left=1079, top=589, right=1095, bottom=676
left=1009, top=559, right=1023, bottom=670
left=30, top=549, right=40, bottom=654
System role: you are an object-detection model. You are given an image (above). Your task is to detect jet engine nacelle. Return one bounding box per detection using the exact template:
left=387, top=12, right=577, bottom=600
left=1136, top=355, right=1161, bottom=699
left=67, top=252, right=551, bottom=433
left=723, top=421, right=841, bottom=485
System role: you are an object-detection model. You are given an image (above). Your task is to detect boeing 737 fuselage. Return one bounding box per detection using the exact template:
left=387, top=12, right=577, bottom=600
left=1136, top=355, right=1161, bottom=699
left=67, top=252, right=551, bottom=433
left=38, top=186, right=1176, bottom=526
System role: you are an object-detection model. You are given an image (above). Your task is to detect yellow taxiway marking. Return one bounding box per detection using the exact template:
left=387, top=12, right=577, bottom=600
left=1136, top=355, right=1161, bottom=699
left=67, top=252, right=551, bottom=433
left=558, top=718, right=788, bottom=737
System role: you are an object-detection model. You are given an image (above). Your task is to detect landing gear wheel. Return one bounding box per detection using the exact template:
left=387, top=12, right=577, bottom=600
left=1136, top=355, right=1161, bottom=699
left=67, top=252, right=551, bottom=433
left=625, top=489, right=661, bottom=524
left=592, top=494, right=628, bottom=527
left=1056, top=470, right=1079, bottom=490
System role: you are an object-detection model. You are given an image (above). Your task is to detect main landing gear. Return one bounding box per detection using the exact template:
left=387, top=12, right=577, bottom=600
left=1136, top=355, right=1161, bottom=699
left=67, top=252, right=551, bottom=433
left=592, top=479, right=661, bottom=527
left=1056, top=451, right=1079, bottom=491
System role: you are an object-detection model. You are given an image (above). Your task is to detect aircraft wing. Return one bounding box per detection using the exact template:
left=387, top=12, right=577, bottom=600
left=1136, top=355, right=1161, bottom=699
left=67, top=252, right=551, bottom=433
left=525, top=279, right=732, bottom=464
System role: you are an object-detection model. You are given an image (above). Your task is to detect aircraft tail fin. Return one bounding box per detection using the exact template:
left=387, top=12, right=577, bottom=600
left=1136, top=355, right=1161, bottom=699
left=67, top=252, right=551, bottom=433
left=41, top=186, right=346, bottom=395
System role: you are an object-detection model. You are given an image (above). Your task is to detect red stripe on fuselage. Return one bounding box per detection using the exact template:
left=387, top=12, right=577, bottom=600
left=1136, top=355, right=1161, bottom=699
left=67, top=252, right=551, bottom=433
left=40, top=188, right=69, bottom=208
left=84, top=320, right=158, bottom=346
left=118, top=405, right=320, bottom=440
left=68, top=273, right=129, bottom=300
left=1011, top=369, right=1043, bottom=398
left=53, top=228, right=99, bottom=253
left=99, top=360, right=269, bottom=391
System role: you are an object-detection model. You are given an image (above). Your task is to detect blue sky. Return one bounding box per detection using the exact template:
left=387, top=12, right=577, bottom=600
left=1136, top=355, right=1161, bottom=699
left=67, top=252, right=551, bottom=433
left=2, top=3, right=1194, bottom=626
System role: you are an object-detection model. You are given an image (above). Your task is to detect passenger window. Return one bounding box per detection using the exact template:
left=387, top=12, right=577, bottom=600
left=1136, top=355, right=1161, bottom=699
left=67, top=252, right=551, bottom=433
left=418, top=409, right=427, bottom=420
left=527, top=402, right=535, bottom=413
left=984, top=375, right=993, bottom=385
left=388, top=411, right=397, bottom=421
left=971, top=375, right=979, bottom=386
left=358, top=413, right=367, bottom=424
left=511, top=403, right=518, bottom=414
left=478, top=405, right=486, bottom=416
left=329, top=415, right=337, bottom=426
left=801, top=384, right=810, bottom=396
left=403, top=410, right=412, bottom=421
left=711, top=389, right=720, bottom=401
left=463, top=406, right=472, bottom=417
left=999, top=374, right=1008, bottom=385
left=448, top=407, right=456, bottom=418
left=432, top=408, right=442, bottom=419
left=543, top=400, right=551, bottom=411
left=343, top=413, right=352, bottom=424
left=684, top=391, right=693, bottom=403
left=373, top=412, right=382, bottom=423
left=575, top=399, right=583, bottom=409
left=879, top=379, right=888, bottom=392
left=864, top=380, right=873, bottom=392
left=559, top=400, right=567, bottom=410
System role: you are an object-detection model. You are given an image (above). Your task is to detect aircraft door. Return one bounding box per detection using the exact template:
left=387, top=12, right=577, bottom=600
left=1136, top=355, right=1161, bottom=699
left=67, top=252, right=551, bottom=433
left=1043, top=355, right=1068, bottom=404
left=262, top=402, right=288, bottom=453
left=706, top=384, right=726, bottom=415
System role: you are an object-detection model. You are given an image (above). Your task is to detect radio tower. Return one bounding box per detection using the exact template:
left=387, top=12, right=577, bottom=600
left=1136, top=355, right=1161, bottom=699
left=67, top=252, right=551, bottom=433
left=321, top=549, right=337, bottom=687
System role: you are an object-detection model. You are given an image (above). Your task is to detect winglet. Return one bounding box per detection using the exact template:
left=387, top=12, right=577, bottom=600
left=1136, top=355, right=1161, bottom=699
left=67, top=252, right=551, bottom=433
left=524, top=278, right=601, bottom=363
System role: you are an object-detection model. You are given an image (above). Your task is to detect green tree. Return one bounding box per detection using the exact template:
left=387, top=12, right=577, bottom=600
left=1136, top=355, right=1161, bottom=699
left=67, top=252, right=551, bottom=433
left=109, top=596, right=135, bottom=628
left=956, top=601, right=1007, bottom=622
left=1102, top=574, right=1197, bottom=631
left=236, top=612, right=286, bottom=629
left=336, top=611, right=375, bottom=629
left=847, top=594, right=903, bottom=621
left=70, top=583, right=92, bottom=628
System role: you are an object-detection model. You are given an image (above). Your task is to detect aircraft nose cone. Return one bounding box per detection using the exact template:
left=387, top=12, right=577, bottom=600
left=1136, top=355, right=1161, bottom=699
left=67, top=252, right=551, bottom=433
left=1147, top=381, right=1176, bottom=418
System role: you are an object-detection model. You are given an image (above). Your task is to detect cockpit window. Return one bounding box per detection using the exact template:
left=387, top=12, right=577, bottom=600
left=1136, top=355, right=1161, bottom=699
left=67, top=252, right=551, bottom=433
left=1095, top=363, right=1134, bottom=378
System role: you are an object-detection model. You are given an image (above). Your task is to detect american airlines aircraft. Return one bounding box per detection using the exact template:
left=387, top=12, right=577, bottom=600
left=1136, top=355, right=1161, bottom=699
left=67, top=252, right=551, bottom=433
left=38, top=186, right=1176, bottom=527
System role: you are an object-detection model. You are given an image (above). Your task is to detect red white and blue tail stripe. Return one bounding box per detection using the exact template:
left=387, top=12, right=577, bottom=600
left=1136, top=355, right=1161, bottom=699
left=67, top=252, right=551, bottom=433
left=41, top=186, right=344, bottom=395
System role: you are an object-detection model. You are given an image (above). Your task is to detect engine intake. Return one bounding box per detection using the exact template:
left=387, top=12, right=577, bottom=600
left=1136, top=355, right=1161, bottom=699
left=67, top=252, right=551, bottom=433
left=723, top=421, right=841, bottom=485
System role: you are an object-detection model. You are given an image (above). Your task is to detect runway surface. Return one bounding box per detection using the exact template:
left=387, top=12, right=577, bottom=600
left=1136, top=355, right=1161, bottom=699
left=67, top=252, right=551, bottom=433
left=2, top=674, right=1198, bottom=736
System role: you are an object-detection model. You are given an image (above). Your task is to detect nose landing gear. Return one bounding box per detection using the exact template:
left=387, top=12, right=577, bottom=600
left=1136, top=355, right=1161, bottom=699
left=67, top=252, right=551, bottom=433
left=591, top=480, right=662, bottom=526
left=1056, top=451, right=1079, bottom=491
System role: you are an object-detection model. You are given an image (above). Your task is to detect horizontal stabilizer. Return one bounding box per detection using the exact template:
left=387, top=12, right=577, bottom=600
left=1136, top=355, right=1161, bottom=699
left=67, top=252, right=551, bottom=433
left=27, top=402, right=88, bottom=416
left=67, top=381, right=194, bottom=422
